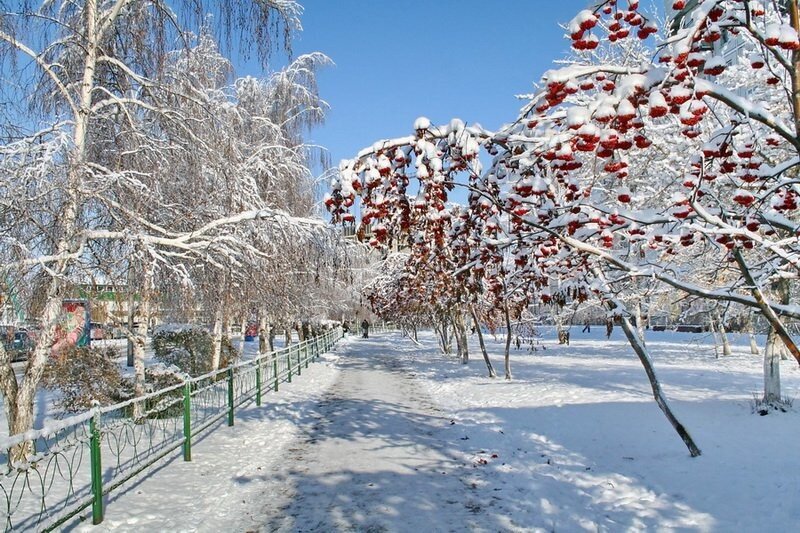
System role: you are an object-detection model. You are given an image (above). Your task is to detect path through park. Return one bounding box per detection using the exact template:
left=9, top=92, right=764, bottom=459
left=253, top=334, right=494, bottom=532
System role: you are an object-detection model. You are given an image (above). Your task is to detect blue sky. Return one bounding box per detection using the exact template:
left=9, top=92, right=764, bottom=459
left=245, top=1, right=587, bottom=174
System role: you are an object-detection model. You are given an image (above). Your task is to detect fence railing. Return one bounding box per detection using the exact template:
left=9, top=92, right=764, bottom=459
left=0, top=326, right=345, bottom=531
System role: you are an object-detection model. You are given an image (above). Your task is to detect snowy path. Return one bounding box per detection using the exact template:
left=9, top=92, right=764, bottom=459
left=252, top=335, right=491, bottom=532
left=68, top=328, right=800, bottom=532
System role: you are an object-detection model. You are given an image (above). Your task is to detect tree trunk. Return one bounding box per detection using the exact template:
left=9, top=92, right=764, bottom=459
left=285, top=326, right=291, bottom=347
left=443, top=318, right=452, bottom=355
left=733, top=250, right=800, bottom=366
left=434, top=322, right=443, bottom=353
left=132, top=311, right=148, bottom=419
left=719, top=320, right=732, bottom=356
left=5, top=277, right=71, bottom=460
left=238, top=318, right=246, bottom=357
left=126, top=269, right=135, bottom=367
left=592, top=268, right=700, bottom=456
left=259, top=314, right=274, bottom=354
left=211, top=306, right=224, bottom=371
left=436, top=316, right=452, bottom=355
left=4, top=0, right=106, bottom=459
left=225, top=315, right=233, bottom=341
left=750, top=334, right=760, bottom=355
left=634, top=300, right=646, bottom=347
left=619, top=315, right=701, bottom=456
left=450, top=313, right=462, bottom=360
left=745, top=312, right=760, bottom=355
left=709, top=318, right=720, bottom=359
left=773, top=277, right=792, bottom=361
left=764, top=329, right=782, bottom=404
left=554, top=313, right=567, bottom=345
left=453, top=309, right=469, bottom=364
left=503, top=302, right=513, bottom=380
left=469, top=304, right=497, bottom=378
left=789, top=0, right=800, bottom=136
left=132, top=263, right=154, bottom=414
left=0, top=342, right=19, bottom=438
left=258, top=315, right=267, bottom=355
left=712, top=312, right=731, bottom=356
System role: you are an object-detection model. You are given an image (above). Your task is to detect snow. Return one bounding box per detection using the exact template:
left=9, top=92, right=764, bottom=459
left=413, top=116, right=431, bottom=130
left=53, top=327, right=800, bottom=532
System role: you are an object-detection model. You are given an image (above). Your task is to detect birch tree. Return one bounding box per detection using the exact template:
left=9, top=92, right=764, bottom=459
left=0, top=0, right=322, bottom=455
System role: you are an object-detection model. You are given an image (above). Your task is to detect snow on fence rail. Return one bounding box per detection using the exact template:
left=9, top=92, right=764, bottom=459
left=0, top=326, right=347, bottom=531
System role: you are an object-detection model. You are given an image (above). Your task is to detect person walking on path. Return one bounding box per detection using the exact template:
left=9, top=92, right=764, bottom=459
left=361, top=319, right=370, bottom=338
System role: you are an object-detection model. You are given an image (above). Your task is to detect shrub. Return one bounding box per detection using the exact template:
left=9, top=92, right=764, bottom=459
left=136, top=363, right=186, bottom=419
left=43, top=345, right=131, bottom=414
left=152, top=324, right=235, bottom=376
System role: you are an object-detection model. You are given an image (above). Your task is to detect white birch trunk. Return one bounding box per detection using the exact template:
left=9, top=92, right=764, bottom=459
left=719, top=320, right=732, bottom=356
left=709, top=319, right=720, bottom=359
left=3, top=0, right=101, bottom=457
left=225, top=315, right=233, bottom=340
left=211, top=307, right=224, bottom=371
left=238, top=318, right=246, bottom=356
left=764, top=330, right=782, bottom=404
left=749, top=334, right=761, bottom=355
left=634, top=301, right=646, bottom=347
left=132, top=262, right=153, bottom=418
left=258, top=315, right=268, bottom=355
left=132, top=313, right=148, bottom=419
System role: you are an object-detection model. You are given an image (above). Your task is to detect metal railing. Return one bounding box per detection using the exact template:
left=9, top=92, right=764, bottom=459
left=0, top=326, right=344, bottom=531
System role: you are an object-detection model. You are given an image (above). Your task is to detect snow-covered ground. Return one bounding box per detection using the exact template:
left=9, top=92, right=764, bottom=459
left=58, top=326, right=800, bottom=532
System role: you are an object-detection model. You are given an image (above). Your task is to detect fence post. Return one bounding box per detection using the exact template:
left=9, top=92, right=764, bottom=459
left=287, top=348, right=292, bottom=383
left=227, top=367, right=235, bottom=427
left=183, top=381, right=192, bottom=461
left=89, top=411, right=104, bottom=525
left=305, top=340, right=310, bottom=368
left=273, top=353, right=279, bottom=391
left=297, top=344, right=302, bottom=376
left=256, top=360, right=262, bottom=407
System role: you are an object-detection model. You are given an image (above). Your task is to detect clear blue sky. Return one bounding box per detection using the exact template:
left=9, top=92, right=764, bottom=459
left=248, top=1, right=589, bottom=173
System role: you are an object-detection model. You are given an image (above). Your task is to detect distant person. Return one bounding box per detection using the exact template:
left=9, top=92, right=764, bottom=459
left=258, top=329, right=267, bottom=354
left=361, top=319, right=370, bottom=339
left=582, top=324, right=591, bottom=333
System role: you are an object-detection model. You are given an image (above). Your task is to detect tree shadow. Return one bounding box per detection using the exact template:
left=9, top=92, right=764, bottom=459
left=233, top=336, right=725, bottom=532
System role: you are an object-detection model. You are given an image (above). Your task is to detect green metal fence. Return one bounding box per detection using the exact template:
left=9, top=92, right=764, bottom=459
left=0, top=326, right=344, bottom=531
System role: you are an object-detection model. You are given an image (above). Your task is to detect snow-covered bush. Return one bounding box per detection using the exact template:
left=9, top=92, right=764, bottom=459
left=43, top=345, right=130, bottom=414
left=152, top=324, right=235, bottom=376
left=134, top=363, right=187, bottom=419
